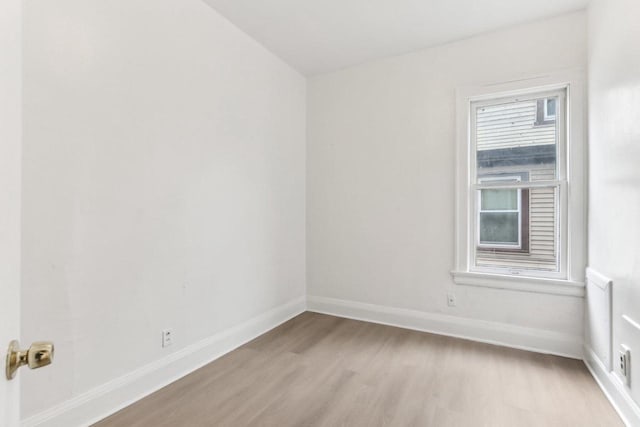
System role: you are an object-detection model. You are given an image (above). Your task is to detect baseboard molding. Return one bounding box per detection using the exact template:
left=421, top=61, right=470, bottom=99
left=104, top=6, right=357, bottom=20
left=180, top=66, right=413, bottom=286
left=22, top=297, right=306, bottom=427
left=307, top=295, right=582, bottom=358
left=584, top=345, right=640, bottom=427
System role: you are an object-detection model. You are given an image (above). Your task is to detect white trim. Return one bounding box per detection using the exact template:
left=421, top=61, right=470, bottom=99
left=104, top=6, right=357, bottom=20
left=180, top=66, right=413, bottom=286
left=451, top=270, right=585, bottom=296
left=455, top=69, right=587, bottom=286
left=21, top=297, right=307, bottom=427
left=307, top=295, right=583, bottom=358
left=473, top=180, right=560, bottom=190
left=584, top=345, right=640, bottom=427
left=622, top=314, right=640, bottom=332
left=586, top=267, right=613, bottom=291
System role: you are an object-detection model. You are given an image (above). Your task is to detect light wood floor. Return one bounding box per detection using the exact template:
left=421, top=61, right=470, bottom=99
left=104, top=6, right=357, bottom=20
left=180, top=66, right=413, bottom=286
left=94, top=312, right=622, bottom=427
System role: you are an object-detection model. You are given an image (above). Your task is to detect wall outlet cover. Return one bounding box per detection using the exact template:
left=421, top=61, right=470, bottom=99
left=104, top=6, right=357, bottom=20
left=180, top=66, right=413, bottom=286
left=447, top=293, right=457, bottom=307
left=619, top=344, right=631, bottom=386
left=162, top=329, right=174, bottom=348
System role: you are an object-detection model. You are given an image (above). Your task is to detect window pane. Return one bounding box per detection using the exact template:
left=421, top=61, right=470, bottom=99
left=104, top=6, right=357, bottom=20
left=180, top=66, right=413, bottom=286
left=476, top=97, right=557, bottom=182
left=475, top=186, right=558, bottom=272
left=481, top=189, right=517, bottom=210
left=479, top=212, right=519, bottom=244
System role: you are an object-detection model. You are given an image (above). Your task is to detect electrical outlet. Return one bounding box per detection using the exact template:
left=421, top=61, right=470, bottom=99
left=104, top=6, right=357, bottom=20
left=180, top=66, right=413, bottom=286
left=447, top=293, right=457, bottom=307
left=162, top=329, right=174, bottom=348
left=619, top=345, right=631, bottom=386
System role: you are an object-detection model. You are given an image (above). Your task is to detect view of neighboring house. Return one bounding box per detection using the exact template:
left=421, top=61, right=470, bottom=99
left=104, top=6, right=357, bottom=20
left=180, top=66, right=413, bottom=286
left=475, top=95, right=559, bottom=273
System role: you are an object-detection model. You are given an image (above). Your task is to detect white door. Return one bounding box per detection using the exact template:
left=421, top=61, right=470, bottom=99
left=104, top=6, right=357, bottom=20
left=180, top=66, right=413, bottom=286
left=1, top=0, right=22, bottom=424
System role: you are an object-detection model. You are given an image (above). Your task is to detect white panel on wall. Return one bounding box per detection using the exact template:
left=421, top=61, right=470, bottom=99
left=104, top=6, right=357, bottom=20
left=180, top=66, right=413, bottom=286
left=586, top=267, right=613, bottom=370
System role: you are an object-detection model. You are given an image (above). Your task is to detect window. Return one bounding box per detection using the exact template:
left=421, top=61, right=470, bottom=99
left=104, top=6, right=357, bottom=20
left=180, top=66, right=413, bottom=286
left=534, top=97, right=557, bottom=126
left=478, top=176, right=529, bottom=250
left=471, top=90, right=564, bottom=276
left=544, top=98, right=557, bottom=121
left=453, top=73, right=586, bottom=295
left=479, top=189, right=520, bottom=247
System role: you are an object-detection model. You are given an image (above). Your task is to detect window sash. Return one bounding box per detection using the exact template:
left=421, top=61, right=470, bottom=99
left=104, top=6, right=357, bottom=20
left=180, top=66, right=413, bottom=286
left=472, top=180, right=564, bottom=190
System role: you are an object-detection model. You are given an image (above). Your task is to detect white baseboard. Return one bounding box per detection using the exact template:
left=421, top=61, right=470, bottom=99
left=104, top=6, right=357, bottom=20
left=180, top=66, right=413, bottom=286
left=307, top=295, right=582, bottom=358
left=584, top=345, right=640, bottom=427
left=22, top=297, right=306, bottom=427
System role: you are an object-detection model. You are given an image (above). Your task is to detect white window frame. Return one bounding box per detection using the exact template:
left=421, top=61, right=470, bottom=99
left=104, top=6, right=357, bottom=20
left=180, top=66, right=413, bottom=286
left=544, top=97, right=557, bottom=121
left=477, top=176, right=522, bottom=249
left=471, top=89, right=565, bottom=278
left=451, top=70, right=586, bottom=297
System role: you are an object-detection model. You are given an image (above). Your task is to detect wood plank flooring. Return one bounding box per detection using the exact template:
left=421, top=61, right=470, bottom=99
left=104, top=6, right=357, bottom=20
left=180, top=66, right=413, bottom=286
left=94, top=312, right=622, bottom=426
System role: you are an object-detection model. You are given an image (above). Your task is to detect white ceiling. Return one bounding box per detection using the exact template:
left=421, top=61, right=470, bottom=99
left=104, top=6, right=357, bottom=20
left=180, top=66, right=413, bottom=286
left=203, top=0, right=588, bottom=76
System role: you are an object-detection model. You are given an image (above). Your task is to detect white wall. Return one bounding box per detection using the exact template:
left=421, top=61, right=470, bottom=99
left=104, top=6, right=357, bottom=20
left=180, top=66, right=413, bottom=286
left=21, top=0, right=305, bottom=421
left=307, top=12, right=586, bottom=347
left=587, top=0, right=640, bottom=412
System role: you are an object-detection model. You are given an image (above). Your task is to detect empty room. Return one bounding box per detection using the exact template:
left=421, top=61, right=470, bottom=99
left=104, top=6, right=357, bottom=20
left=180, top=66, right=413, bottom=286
left=2, top=0, right=639, bottom=425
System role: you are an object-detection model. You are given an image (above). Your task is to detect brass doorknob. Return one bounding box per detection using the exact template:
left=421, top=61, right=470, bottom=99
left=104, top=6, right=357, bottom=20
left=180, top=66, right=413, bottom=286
left=5, top=340, right=54, bottom=380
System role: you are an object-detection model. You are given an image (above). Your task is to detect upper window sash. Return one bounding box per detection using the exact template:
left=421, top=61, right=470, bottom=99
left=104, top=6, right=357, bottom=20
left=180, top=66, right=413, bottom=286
left=469, top=88, right=567, bottom=186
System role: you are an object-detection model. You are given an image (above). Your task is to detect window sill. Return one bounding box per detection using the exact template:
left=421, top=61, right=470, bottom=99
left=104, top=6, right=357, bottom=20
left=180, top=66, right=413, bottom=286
left=450, top=271, right=585, bottom=297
